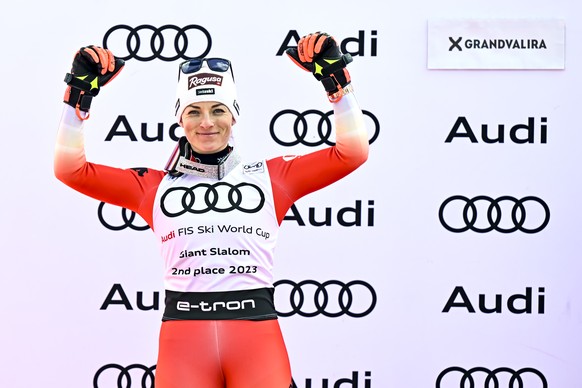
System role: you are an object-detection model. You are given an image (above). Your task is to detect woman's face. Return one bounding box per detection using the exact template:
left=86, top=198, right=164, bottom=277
left=180, top=101, right=234, bottom=154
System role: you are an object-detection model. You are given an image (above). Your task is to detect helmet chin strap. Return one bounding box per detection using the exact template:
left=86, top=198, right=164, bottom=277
left=164, top=137, right=240, bottom=180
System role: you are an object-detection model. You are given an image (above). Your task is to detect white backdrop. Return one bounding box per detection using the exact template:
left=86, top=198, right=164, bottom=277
left=0, top=0, right=580, bottom=387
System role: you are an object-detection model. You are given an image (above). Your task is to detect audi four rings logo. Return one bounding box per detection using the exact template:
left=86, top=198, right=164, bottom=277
left=438, top=195, right=550, bottom=234
left=103, top=24, right=212, bottom=61
left=98, top=202, right=150, bottom=231
left=270, top=109, right=380, bottom=146
left=94, top=363, right=156, bottom=388
left=160, top=182, right=265, bottom=217
left=436, top=366, right=548, bottom=388
left=273, top=279, right=377, bottom=317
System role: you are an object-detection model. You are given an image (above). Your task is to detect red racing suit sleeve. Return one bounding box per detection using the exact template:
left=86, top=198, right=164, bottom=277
left=266, top=92, right=369, bottom=224
left=54, top=105, right=166, bottom=229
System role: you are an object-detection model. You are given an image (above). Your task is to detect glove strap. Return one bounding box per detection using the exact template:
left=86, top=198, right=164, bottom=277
left=64, top=73, right=93, bottom=91
left=319, top=53, right=353, bottom=96
left=321, top=77, right=339, bottom=93
left=320, top=53, right=353, bottom=78
left=64, top=73, right=97, bottom=121
left=76, top=91, right=93, bottom=120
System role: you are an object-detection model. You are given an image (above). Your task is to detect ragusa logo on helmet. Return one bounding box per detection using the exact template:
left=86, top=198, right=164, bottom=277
left=188, top=73, right=223, bottom=89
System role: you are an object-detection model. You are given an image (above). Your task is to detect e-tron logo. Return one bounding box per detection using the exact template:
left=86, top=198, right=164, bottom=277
left=103, top=24, right=212, bottom=61
left=274, top=279, right=376, bottom=318
left=438, top=195, right=550, bottom=234
left=160, top=182, right=265, bottom=217
left=270, top=109, right=380, bottom=146
left=98, top=202, right=150, bottom=231
left=94, top=363, right=156, bottom=388
left=436, top=366, right=548, bottom=388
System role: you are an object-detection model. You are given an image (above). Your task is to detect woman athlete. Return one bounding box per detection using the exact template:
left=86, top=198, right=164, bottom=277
left=54, top=31, right=369, bottom=388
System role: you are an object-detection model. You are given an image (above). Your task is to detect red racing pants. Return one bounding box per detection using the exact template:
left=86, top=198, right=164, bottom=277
left=155, top=319, right=292, bottom=387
